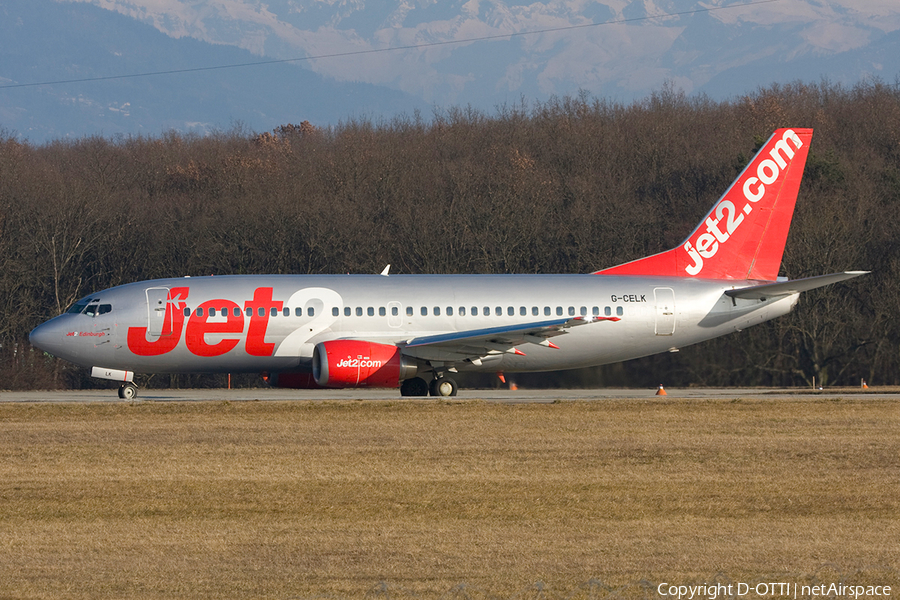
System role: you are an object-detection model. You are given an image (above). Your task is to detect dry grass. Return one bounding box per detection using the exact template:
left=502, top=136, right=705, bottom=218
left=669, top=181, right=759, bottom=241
left=0, top=397, right=898, bottom=599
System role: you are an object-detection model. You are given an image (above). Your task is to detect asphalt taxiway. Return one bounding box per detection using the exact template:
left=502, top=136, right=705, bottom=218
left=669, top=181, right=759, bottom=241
left=2, top=387, right=896, bottom=402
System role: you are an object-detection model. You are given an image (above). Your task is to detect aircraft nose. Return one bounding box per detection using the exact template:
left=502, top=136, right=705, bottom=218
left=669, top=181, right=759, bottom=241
left=29, top=321, right=64, bottom=355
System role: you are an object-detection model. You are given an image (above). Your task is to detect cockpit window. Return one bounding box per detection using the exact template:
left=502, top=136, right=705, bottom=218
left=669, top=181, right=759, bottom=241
left=71, top=300, right=112, bottom=317
left=67, top=301, right=89, bottom=314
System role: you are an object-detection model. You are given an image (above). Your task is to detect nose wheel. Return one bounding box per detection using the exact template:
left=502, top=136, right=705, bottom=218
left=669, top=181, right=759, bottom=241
left=118, top=383, right=138, bottom=400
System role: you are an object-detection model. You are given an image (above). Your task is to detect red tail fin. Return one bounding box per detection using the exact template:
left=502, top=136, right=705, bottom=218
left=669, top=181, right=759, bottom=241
left=596, top=128, right=813, bottom=281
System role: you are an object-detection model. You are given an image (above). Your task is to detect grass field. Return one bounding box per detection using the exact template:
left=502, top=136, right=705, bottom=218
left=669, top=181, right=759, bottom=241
left=0, top=397, right=897, bottom=599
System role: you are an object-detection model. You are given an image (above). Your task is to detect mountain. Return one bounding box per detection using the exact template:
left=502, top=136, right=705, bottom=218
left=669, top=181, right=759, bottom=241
left=0, top=0, right=427, bottom=141
left=2, top=0, right=899, bottom=142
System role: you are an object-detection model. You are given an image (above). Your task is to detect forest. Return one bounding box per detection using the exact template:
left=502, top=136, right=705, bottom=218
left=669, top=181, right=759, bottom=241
left=1, top=79, right=897, bottom=390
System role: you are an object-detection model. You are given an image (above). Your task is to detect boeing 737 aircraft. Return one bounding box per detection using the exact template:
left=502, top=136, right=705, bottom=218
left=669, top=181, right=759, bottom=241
left=29, top=128, right=865, bottom=399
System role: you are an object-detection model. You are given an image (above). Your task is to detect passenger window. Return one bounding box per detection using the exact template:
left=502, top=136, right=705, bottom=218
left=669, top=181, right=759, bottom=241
left=544, top=307, right=551, bottom=316
left=569, top=307, right=575, bottom=316
left=580, top=307, right=587, bottom=316
left=483, top=307, right=490, bottom=316
left=296, top=307, right=303, bottom=317
left=283, top=307, right=290, bottom=317
left=356, top=307, right=363, bottom=317
left=270, top=307, right=278, bottom=317
left=556, top=307, right=563, bottom=316
left=519, top=306, right=526, bottom=316
left=605, top=306, right=611, bottom=316
left=421, top=307, right=428, bottom=316
left=617, top=306, right=624, bottom=316
left=209, top=308, right=217, bottom=317
left=495, top=307, right=502, bottom=316
left=234, top=307, right=241, bottom=317
left=196, top=307, right=204, bottom=317
left=308, top=307, right=315, bottom=317
left=447, top=307, right=453, bottom=316
left=434, top=307, right=441, bottom=316
left=367, top=307, right=374, bottom=317
left=532, top=306, right=538, bottom=316
left=471, top=307, right=478, bottom=316
left=406, top=306, right=413, bottom=316
left=344, top=307, right=351, bottom=317
left=392, top=306, right=399, bottom=316
left=184, top=307, right=191, bottom=317
left=258, top=307, right=265, bottom=317
left=246, top=307, right=253, bottom=317
left=459, top=307, right=466, bottom=316
left=507, top=307, right=514, bottom=316
left=592, top=307, right=599, bottom=316
left=379, top=307, right=386, bottom=317
left=333, top=307, right=339, bottom=317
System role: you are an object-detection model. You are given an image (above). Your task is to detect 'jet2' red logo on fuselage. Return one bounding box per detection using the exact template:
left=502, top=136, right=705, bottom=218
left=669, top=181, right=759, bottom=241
left=127, top=287, right=283, bottom=357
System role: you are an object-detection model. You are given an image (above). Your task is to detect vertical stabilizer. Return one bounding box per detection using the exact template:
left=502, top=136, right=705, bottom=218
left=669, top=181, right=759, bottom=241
left=596, top=128, right=813, bottom=281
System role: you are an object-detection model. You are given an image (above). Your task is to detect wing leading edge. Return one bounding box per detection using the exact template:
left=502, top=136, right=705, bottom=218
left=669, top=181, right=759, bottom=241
left=399, top=316, right=620, bottom=364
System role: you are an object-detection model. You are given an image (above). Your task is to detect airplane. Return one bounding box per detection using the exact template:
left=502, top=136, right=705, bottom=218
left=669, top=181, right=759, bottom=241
left=29, top=128, right=866, bottom=399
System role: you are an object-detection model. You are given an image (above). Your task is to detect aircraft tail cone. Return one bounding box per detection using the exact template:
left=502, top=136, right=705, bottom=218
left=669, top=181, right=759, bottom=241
left=656, top=384, right=667, bottom=396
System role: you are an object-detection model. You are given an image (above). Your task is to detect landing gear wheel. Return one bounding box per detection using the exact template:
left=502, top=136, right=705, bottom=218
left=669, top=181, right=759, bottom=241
left=400, top=377, right=430, bottom=397
left=430, top=376, right=458, bottom=397
left=118, top=383, right=138, bottom=400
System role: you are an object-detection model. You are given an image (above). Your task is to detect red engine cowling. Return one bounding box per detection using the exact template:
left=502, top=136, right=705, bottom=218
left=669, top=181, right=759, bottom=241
left=312, top=340, right=417, bottom=388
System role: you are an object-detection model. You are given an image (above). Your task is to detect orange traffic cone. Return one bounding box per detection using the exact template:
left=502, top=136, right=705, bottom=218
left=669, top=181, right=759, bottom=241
left=862, top=379, right=869, bottom=389
left=656, top=384, right=667, bottom=396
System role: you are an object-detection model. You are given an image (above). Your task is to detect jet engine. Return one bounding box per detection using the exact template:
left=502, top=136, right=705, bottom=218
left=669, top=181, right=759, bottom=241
left=312, top=340, right=417, bottom=388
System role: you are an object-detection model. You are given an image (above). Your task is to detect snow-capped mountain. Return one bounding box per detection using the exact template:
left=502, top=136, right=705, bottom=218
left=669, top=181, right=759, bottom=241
left=63, top=0, right=900, bottom=100
left=2, top=0, right=899, bottom=141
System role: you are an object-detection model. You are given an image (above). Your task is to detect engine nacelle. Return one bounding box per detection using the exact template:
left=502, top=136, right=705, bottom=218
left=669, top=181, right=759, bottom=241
left=312, top=340, right=417, bottom=388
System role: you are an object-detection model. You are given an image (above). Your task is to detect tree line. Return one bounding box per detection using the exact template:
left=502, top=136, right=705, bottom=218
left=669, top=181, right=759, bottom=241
left=1, top=79, right=897, bottom=390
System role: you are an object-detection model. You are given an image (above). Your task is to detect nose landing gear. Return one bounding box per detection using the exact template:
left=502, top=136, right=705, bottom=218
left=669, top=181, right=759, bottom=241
left=118, top=383, right=138, bottom=400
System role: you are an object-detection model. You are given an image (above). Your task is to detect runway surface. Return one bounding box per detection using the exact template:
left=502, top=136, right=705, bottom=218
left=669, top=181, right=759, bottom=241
left=2, top=387, right=896, bottom=402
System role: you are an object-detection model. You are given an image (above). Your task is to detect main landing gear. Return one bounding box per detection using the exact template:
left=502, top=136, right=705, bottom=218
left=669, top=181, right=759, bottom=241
left=399, top=375, right=458, bottom=397
left=430, top=376, right=458, bottom=397
left=118, top=383, right=138, bottom=400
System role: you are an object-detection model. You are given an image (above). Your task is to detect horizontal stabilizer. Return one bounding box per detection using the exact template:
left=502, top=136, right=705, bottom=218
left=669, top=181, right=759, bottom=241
left=725, top=271, right=869, bottom=300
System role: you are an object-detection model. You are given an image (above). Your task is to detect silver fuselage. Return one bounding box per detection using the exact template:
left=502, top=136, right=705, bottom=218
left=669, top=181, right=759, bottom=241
left=29, top=274, right=798, bottom=376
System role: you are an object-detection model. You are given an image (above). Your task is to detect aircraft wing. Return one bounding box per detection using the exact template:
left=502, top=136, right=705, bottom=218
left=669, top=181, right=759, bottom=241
left=399, top=316, right=620, bottom=363
left=725, top=271, right=869, bottom=300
